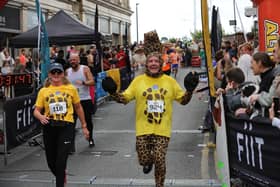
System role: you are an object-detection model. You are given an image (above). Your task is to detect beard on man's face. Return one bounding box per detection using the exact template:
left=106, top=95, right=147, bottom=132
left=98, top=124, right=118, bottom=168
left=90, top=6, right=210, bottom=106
left=71, top=62, right=78, bottom=69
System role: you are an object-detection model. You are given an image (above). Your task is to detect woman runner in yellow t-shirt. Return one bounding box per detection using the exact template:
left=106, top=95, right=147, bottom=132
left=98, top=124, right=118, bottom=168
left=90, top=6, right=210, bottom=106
left=33, top=63, right=89, bottom=187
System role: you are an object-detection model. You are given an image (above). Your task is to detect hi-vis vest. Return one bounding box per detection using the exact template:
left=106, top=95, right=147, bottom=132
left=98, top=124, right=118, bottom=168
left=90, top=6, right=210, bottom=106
left=162, top=54, right=170, bottom=71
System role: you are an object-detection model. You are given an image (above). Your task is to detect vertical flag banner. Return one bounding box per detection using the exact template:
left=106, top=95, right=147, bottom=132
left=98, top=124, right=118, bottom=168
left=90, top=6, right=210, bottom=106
left=35, top=0, right=50, bottom=83
left=124, top=22, right=131, bottom=79
left=95, top=4, right=102, bottom=72
left=211, top=6, right=223, bottom=55
left=201, top=0, right=215, bottom=97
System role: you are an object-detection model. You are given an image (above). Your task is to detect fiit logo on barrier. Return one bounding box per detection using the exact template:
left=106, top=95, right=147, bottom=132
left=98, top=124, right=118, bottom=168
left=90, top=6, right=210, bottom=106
left=237, top=121, right=264, bottom=170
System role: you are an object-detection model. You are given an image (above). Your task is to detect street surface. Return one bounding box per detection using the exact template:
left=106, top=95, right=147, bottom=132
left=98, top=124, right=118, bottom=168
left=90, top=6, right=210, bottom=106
left=0, top=67, right=220, bottom=186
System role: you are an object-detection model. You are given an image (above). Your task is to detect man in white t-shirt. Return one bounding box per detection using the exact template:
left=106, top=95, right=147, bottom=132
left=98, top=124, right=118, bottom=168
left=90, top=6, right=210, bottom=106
left=0, top=47, right=5, bottom=67
left=66, top=53, right=95, bottom=151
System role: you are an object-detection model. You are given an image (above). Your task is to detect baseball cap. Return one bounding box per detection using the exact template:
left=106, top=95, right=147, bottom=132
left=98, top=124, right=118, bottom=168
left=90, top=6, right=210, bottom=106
left=49, top=63, right=64, bottom=72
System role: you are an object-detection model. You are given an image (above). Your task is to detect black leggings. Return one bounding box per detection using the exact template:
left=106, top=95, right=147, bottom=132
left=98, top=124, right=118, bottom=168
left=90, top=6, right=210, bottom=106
left=81, top=99, right=94, bottom=140
left=74, top=99, right=94, bottom=141
left=43, top=124, right=74, bottom=187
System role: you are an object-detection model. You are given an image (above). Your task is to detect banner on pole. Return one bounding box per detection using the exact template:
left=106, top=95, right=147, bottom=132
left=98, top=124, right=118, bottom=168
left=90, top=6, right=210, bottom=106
left=35, top=0, right=50, bottom=83
left=201, top=0, right=216, bottom=97
left=215, top=95, right=231, bottom=187
left=3, top=93, right=40, bottom=150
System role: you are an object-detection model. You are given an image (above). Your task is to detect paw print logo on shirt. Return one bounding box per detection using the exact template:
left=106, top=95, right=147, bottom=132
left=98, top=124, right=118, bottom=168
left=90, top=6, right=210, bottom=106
left=46, top=92, right=70, bottom=121
left=143, top=86, right=168, bottom=124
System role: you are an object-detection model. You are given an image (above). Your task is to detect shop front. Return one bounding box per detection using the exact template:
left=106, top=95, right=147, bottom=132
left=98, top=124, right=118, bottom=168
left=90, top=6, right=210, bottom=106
left=0, top=6, right=21, bottom=47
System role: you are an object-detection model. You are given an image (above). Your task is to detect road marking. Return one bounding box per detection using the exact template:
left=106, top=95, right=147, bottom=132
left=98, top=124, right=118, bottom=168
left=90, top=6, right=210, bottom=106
left=94, top=130, right=202, bottom=134
left=18, top=175, right=28, bottom=179
left=201, top=133, right=210, bottom=179
left=197, top=144, right=207, bottom=147
left=0, top=177, right=220, bottom=186
left=93, top=117, right=104, bottom=120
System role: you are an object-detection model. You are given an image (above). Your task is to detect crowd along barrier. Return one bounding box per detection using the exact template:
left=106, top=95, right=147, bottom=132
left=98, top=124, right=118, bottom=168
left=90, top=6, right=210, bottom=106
left=216, top=94, right=280, bottom=187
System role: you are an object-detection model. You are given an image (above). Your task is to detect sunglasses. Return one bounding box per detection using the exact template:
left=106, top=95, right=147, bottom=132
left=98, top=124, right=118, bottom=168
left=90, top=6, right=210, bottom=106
left=50, top=69, right=63, bottom=74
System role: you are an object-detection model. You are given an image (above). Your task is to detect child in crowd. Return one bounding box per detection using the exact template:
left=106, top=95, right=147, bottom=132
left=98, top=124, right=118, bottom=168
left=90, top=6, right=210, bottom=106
left=215, top=67, right=245, bottom=113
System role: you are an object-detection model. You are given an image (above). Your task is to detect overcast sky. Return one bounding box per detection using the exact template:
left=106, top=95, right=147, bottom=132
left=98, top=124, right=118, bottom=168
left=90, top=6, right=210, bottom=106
left=129, top=0, right=255, bottom=42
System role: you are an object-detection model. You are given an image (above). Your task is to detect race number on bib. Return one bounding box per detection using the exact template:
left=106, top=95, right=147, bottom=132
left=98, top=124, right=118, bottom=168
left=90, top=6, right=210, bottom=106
left=49, top=102, right=67, bottom=114
left=147, top=100, right=164, bottom=113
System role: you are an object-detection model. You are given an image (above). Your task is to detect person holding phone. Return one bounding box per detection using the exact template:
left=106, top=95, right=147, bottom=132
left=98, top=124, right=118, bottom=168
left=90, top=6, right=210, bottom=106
left=269, top=97, right=280, bottom=129
left=269, top=74, right=280, bottom=129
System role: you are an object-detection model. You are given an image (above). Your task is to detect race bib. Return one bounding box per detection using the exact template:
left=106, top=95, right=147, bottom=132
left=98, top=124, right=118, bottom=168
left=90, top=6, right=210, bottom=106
left=49, top=102, right=67, bottom=115
left=147, top=100, right=164, bottom=113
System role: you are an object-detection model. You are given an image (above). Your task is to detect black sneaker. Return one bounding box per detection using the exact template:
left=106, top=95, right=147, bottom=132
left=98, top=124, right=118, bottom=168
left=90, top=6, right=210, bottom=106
left=89, top=139, right=95, bottom=148
left=143, top=164, right=153, bottom=174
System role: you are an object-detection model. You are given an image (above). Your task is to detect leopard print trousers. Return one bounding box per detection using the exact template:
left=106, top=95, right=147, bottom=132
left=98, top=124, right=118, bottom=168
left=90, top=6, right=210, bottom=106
left=136, top=134, right=170, bottom=187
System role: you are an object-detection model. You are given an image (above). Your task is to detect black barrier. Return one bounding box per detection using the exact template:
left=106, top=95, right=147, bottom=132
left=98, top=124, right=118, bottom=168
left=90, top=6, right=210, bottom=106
left=3, top=93, right=40, bottom=150
left=226, top=113, right=280, bottom=187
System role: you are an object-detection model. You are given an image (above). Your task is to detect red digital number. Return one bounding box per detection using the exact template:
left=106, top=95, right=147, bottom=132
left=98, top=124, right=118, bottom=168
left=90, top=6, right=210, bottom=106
left=0, top=74, right=33, bottom=87
left=26, top=74, right=32, bottom=84
left=5, top=75, right=11, bottom=86
left=18, top=75, right=25, bottom=84
left=0, top=76, right=3, bottom=87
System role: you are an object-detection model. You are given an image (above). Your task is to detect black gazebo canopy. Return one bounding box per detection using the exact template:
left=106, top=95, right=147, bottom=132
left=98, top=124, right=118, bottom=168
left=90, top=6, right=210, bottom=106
left=10, top=10, right=102, bottom=48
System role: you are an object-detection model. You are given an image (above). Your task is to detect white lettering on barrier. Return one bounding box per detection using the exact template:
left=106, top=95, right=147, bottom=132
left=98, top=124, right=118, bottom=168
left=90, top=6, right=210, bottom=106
left=237, top=121, right=264, bottom=170
left=237, top=133, right=244, bottom=162
left=250, top=136, right=255, bottom=167
left=17, top=110, right=22, bottom=130
left=255, top=137, right=264, bottom=170
left=16, top=99, right=34, bottom=130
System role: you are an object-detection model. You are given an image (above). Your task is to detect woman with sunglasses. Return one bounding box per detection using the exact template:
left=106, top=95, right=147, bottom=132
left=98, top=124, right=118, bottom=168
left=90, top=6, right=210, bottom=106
left=33, top=63, right=89, bottom=187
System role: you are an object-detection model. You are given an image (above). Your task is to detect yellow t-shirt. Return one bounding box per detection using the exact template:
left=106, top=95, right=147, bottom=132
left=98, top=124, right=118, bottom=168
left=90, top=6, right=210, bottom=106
left=122, top=74, right=185, bottom=137
left=35, top=84, right=80, bottom=123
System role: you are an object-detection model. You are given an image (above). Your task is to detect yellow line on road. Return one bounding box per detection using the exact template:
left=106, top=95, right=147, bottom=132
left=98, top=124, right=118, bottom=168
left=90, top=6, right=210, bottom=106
left=201, top=133, right=209, bottom=179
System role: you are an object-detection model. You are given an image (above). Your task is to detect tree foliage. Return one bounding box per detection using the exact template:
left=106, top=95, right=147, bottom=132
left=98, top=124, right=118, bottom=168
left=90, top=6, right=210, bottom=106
left=161, top=37, right=169, bottom=43
left=190, top=30, right=203, bottom=42
left=169, top=37, right=177, bottom=43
